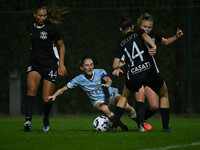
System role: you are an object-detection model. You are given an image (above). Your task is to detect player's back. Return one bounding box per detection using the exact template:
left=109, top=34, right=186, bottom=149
left=118, top=30, right=152, bottom=80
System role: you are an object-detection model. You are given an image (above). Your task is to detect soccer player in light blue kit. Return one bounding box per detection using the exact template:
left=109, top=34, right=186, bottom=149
left=46, top=56, right=143, bottom=131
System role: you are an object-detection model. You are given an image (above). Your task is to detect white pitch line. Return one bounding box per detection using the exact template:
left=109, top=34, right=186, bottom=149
left=140, top=141, right=200, bottom=150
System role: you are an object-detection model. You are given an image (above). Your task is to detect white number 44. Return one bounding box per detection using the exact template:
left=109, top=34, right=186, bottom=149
left=48, top=70, right=57, bottom=78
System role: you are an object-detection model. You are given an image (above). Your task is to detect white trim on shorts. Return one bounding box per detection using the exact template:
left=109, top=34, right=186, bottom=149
left=93, top=92, right=121, bottom=107
left=93, top=100, right=105, bottom=107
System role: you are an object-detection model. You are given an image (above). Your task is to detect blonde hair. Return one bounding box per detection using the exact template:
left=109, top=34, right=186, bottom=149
left=137, top=13, right=154, bottom=27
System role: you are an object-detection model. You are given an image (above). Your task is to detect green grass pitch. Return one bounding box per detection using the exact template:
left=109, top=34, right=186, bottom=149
left=0, top=116, right=200, bottom=150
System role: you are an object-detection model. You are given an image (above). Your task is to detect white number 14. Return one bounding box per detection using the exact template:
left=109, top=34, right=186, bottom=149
left=124, top=41, right=144, bottom=67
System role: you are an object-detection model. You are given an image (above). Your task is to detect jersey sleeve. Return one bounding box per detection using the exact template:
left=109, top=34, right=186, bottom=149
left=99, top=69, right=109, bottom=80
left=51, top=24, right=62, bottom=43
left=66, top=77, right=79, bottom=89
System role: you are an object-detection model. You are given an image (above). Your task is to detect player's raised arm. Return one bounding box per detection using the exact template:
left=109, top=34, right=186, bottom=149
left=161, top=28, right=183, bottom=45
left=142, top=32, right=157, bottom=56
left=46, top=86, right=68, bottom=101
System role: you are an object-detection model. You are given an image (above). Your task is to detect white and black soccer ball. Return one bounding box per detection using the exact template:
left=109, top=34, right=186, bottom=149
left=93, top=116, right=110, bottom=132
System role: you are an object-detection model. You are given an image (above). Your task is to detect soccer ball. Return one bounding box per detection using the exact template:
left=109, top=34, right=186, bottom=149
left=93, top=116, right=110, bottom=132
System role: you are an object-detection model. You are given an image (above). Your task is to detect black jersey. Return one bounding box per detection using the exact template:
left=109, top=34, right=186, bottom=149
left=149, top=31, right=162, bottom=43
left=27, top=22, right=62, bottom=66
left=116, top=30, right=153, bottom=80
left=144, top=31, right=163, bottom=74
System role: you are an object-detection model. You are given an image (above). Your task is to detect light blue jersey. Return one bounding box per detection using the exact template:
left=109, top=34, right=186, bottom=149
left=67, top=69, right=119, bottom=105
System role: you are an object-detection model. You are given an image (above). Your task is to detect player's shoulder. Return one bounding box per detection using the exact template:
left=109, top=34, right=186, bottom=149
left=68, top=74, right=83, bottom=84
left=73, top=73, right=84, bottom=80
left=94, top=69, right=106, bottom=73
left=135, top=29, right=146, bottom=35
left=119, top=31, right=139, bottom=47
left=94, top=68, right=103, bottom=72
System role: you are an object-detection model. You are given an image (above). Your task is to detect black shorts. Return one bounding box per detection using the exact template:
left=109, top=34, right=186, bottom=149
left=125, top=73, right=164, bottom=93
left=27, top=61, right=58, bottom=84
left=144, top=73, right=164, bottom=93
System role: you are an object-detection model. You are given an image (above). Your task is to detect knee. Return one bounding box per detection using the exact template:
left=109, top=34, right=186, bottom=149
left=150, top=104, right=159, bottom=111
left=27, top=87, right=38, bottom=96
left=135, top=95, right=145, bottom=102
left=100, top=106, right=108, bottom=113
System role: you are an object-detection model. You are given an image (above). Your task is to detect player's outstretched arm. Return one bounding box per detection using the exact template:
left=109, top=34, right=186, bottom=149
left=102, top=76, right=112, bottom=88
left=46, top=86, right=68, bottom=102
left=161, top=28, right=183, bottom=45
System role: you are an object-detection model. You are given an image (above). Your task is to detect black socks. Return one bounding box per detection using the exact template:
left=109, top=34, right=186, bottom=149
left=160, top=108, right=170, bottom=129
left=43, top=102, right=53, bottom=118
left=112, top=106, right=125, bottom=128
left=25, top=95, right=35, bottom=122
left=25, top=95, right=53, bottom=122
left=135, top=101, right=145, bottom=127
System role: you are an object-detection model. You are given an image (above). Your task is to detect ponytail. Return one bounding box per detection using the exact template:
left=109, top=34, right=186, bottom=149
left=47, top=6, right=70, bottom=24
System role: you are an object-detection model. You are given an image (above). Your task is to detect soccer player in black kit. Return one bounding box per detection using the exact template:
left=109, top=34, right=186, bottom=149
left=24, top=4, right=68, bottom=132
left=134, top=13, right=183, bottom=132
left=113, top=13, right=183, bottom=132
left=110, top=15, right=157, bottom=132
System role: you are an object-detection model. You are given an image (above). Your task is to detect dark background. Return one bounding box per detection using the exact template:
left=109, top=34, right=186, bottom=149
left=0, top=0, right=199, bottom=116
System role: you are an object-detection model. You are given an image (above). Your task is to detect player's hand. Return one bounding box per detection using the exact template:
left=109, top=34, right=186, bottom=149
left=102, top=83, right=110, bottom=88
left=58, top=64, right=67, bottom=76
left=112, top=68, right=123, bottom=77
left=148, top=46, right=156, bottom=56
left=46, top=96, right=56, bottom=102
left=176, top=28, right=183, bottom=38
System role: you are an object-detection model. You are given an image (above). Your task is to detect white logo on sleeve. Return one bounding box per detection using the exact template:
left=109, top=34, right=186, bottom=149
left=40, top=31, right=48, bottom=40
left=27, top=66, right=32, bottom=72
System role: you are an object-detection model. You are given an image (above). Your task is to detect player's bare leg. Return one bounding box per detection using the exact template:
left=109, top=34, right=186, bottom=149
left=24, top=71, right=41, bottom=132
left=144, top=86, right=159, bottom=120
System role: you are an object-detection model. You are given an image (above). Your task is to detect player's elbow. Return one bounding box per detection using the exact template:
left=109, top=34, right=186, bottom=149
left=162, top=42, right=168, bottom=46
left=161, top=39, right=169, bottom=45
